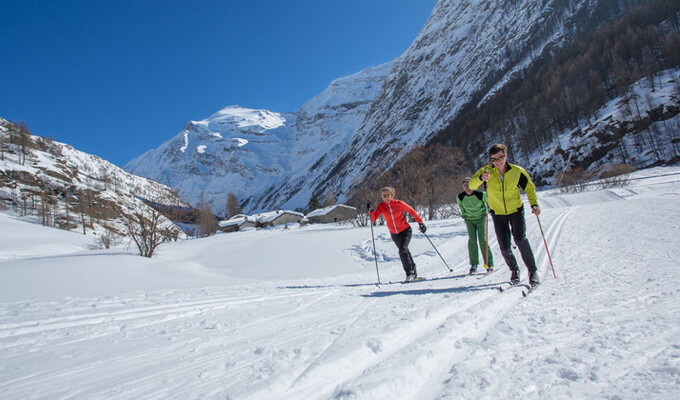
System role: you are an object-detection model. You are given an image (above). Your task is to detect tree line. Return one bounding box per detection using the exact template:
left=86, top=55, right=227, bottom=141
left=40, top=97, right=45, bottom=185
left=433, top=0, right=680, bottom=170
left=336, top=0, right=680, bottom=221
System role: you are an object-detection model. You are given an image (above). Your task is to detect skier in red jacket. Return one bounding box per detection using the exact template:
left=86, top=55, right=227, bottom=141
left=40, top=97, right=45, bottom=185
left=368, top=186, right=426, bottom=282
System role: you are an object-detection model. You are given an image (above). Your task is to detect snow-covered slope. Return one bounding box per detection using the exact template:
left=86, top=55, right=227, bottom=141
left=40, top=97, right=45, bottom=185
left=126, top=63, right=392, bottom=213
left=1, top=167, right=679, bottom=399
left=0, top=118, right=187, bottom=237
left=323, top=0, right=625, bottom=196
left=256, top=62, right=393, bottom=210
left=526, top=69, right=680, bottom=182
left=125, top=106, right=297, bottom=212
left=127, top=0, right=646, bottom=213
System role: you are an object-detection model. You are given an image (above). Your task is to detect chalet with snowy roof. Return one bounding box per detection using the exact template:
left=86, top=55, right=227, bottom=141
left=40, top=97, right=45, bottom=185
left=306, top=204, right=358, bottom=224
left=218, top=215, right=255, bottom=233
left=251, top=210, right=304, bottom=228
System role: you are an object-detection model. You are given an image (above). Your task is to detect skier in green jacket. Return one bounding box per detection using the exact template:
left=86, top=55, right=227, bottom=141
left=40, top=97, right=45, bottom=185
left=457, top=177, right=493, bottom=274
left=468, top=143, right=540, bottom=287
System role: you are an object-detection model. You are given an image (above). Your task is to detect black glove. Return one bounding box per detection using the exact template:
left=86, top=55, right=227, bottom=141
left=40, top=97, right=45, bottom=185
left=366, top=202, right=373, bottom=211
left=419, top=223, right=427, bottom=233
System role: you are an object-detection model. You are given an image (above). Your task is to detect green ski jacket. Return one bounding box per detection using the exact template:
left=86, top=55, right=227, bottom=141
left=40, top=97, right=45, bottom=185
left=456, top=191, right=487, bottom=221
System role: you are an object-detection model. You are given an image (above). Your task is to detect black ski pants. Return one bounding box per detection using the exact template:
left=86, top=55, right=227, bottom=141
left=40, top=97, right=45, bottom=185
left=391, top=226, right=416, bottom=276
left=491, top=207, right=537, bottom=274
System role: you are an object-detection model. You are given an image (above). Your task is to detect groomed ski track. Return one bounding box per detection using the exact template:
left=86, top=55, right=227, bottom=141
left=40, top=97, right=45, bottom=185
left=2, top=173, right=680, bottom=399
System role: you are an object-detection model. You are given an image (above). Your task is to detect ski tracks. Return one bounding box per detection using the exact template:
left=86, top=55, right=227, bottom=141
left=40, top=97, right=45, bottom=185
left=249, top=207, right=577, bottom=399
left=0, top=208, right=576, bottom=400
left=0, top=286, right=343, bottom=399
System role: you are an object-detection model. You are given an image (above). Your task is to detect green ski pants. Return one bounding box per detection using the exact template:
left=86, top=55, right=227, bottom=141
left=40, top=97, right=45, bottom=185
left=465, top=218, right=493, bottom=267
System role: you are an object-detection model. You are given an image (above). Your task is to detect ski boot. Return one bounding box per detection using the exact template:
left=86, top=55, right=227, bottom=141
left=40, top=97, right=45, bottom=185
left=510, top=268, right=520, bottom=285
left=529, top=271, right=540, bottom=287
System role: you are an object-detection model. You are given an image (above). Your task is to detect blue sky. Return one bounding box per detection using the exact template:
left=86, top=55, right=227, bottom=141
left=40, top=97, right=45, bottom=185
left=1, top=0, right=436, bottom=166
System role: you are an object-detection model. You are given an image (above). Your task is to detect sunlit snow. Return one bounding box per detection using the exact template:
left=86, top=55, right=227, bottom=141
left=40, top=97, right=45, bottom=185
left=1, top=167, right=679, bottom=399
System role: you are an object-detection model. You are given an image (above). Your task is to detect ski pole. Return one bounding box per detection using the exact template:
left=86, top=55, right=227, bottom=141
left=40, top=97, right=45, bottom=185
left=422, top=231, right=453, bottom=272
left=535, top=212, right=557, bottom=278
left=484, top=207, right=490, bottom=270
left=368, top=208, right=381, bottom=284
left=483, top=178, right=490, bottom=270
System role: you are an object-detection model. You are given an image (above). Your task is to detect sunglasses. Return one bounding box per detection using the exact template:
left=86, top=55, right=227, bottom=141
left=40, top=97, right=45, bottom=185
left=490, top=154, right=506, bottom=162
left=381, top=193, right=392, bottom=198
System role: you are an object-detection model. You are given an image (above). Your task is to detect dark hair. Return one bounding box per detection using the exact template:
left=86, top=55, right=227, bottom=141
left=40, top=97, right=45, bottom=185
left=488, top=143, right=507, bottom=157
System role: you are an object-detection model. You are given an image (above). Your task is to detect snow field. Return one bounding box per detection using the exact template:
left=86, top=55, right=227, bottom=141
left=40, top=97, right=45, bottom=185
left=1, top=167, right=679, bottom=399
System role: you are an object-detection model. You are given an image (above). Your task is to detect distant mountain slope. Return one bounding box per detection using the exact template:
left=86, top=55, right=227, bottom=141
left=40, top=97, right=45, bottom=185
left=322, top=0, right=644, bottom=197
left=127, top=0, right=658, bottom=212
left=126, top=63, right=392, bottom=213
left=0, top=118, right=186, bottom=238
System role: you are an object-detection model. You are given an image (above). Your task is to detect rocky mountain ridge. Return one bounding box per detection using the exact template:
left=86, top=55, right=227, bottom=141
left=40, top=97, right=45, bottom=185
left=126, top=0, right=663, bottom=213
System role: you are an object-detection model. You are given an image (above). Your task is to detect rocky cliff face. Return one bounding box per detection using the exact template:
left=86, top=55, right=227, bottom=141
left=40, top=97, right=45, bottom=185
left=321, top=0, right=615, bottom=197
left=127, top=0, right=647, bottom=212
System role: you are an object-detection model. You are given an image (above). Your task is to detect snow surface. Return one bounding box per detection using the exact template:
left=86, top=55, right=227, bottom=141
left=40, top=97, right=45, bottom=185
left=1, top=167, right=680, bottom=399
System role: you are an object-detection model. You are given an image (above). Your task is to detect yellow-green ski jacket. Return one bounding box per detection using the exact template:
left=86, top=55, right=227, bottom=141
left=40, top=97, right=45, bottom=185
left=469, top=162, right=538, bottom=216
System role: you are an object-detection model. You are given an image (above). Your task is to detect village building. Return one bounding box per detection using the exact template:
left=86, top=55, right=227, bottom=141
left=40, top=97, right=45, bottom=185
left=251, top=210, right=305, bottom=228
left=218, top=215, right=255, bottom=233
left=306, top=204, right=358, bottom=224
left=218, top=210, right=306, bottom=232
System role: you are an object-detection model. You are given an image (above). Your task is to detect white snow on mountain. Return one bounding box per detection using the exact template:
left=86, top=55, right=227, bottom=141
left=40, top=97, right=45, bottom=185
left=126, top=0, right=664, bottom=215
left=1, top=166, right=679, bottom=399
left=125, top=105, right=299, bottom=213
left=0, top=118, right=186, bottom=237
left=126, top=62, right=393, bottom=213
left=322, top=0, right=627, bottom=197
left=526, top=69, right=680, bottom=181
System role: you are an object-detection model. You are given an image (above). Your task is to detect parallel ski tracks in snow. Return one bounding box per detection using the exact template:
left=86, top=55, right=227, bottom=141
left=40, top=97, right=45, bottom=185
left=251, top=207, right=577, bottom=399
left=0, top=290, right=329, bottom=341
left=0, top=207, right=576, bottom=400
left=0, top=288, right=343, bottom=398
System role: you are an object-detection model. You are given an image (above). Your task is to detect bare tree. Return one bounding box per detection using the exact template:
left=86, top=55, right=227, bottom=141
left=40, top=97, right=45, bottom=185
left=0, top=121, right=6, bottom=161
left=97, top=230, right=121, bottom=249
left=377, top=145, right=466, bottom=220
left=197, top=195, right=218, bottom=237
left=122, top=208, right=180, bottom=258
left=15, top=121, right=32, bottom=166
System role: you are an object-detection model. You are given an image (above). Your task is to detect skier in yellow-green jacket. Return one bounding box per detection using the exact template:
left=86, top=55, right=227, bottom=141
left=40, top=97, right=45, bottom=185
left=468, top=143, right=540, bottom=287
left=456, top=177, right=493, bottom=275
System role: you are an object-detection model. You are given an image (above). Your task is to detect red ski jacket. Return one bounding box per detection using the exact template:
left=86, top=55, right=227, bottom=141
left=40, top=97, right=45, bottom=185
left=370, top=199, right=423, bottom=234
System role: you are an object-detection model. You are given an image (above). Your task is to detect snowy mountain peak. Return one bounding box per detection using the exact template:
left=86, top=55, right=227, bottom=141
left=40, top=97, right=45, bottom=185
left=127, top=62, right=392, bottom=213
left=201, top=105, right=287, bottom=133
